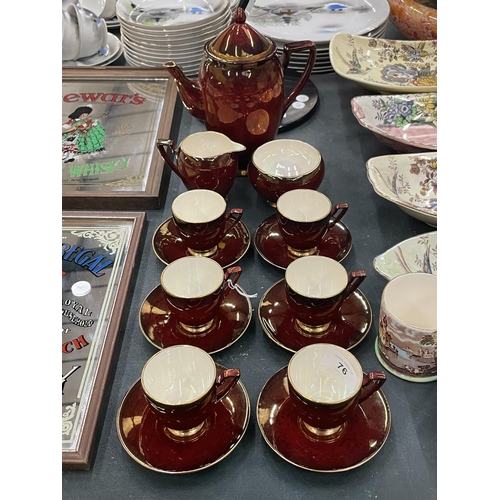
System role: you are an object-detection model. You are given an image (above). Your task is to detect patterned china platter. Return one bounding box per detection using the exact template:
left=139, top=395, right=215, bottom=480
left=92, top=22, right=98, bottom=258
left=366, top=152, right=437, bottom=227
left=247, top=0, right=390, bottom=43
left=351, top=93, right=437, bottom=154
left=116, top=0, right=227, bottom=28
left=329, top=33, right=437, bottom=93
left=373, top=231, right=437, bottom=280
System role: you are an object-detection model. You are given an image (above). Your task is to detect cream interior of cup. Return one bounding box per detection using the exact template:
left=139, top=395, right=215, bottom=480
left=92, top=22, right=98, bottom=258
left=142, top=345, right=216, bottom=405
left=383, top=273, right=437, bottom=330
left=172, top=189, right=226, bottom=223
left=285, top=255, right=348, bottom=299
left=288, top=344, right=362, bottom=403
left=181, top=131, right=245, bottom=158
left=277, top=189, right=331, bottom=222
left=253, top=139, right=321, bottom=178
left=161, top=256, right=224, bottom=298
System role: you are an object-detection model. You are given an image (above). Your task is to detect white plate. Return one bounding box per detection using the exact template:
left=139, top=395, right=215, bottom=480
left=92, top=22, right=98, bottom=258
left=373, top=231, right=437, bottom=280
left=117, top=0, right=228, bottom=28
left=247, top=0, right=389, bottom=43
left=62, top=32, right=122, bottom=67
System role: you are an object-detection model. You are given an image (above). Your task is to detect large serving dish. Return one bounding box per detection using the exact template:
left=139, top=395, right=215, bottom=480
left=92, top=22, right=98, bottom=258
left=373, top=231, right=437, bottom=280
left=387, top=0, right=437, bottom=41
left=366, top=152, right=437, bottom=227
left=329, top=33, right=437, bottom=93
left=351, top=93, right=437, bottom=153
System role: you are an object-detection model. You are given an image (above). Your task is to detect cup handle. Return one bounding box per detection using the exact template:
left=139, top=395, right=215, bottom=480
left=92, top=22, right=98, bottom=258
left=222, top=266, right=242, bottom=298
left=214, top=368, right=240, bottom=403
left=223, top=208, right=243, bottom=236
left=328, top=202, right=349, bottom=228
left=281, top=40, right=317, bottom=113
left=340, top=270, right=366, bottom=303
left=358, top=371, right=386, bottom=404
left=156, top=139, right=180, bottom=176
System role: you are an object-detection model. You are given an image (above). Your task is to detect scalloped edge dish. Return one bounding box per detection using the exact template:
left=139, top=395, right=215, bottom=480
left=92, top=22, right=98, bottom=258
left=366, top=152, right=437, bottom=227
left=329, top=33, right=437, bottom=93
left=373, top=231, right=437, bottom=280
left=351, top=93, right=437, bottom=153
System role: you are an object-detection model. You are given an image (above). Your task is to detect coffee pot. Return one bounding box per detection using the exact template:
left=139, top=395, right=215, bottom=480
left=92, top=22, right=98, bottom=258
left=163, top=7, right=316, bottom=167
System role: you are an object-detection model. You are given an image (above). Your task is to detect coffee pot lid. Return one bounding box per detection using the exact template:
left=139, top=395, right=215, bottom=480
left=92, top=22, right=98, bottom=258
left=206, top=7, right=275, bottom=63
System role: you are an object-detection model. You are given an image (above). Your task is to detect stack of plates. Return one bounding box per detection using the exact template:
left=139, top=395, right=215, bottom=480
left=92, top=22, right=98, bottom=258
left=247, top=0, right=390, bottom=74
left=116, top=0, right=233, bottom=76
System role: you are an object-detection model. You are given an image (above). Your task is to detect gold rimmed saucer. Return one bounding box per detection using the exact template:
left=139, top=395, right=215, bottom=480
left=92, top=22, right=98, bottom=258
left=257, top=366, right=391, bottom=472
left=152, top=217, right=251, bottom=268
left=116, top=364, right=250, bottom=474
left=139, top=284, right=252, bottom=354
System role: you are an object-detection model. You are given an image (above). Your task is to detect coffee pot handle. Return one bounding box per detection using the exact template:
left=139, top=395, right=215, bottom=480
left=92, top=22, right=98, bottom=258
left=359, top=371, right=386, bottom=404
left=214, top=368, right=240, bottom=402
left=281, top=40, right=317, bottom=113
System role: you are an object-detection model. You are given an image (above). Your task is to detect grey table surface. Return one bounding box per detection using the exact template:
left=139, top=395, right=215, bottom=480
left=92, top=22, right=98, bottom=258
left=62, top=21, right=437, bottom=500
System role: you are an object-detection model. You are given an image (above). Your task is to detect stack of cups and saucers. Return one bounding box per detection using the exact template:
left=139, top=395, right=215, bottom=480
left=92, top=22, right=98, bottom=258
left=62, top=0, right=123, bottom=67
left=246, top=0, right=391, bottom=74
left=115, top=0, right=239, bottom=76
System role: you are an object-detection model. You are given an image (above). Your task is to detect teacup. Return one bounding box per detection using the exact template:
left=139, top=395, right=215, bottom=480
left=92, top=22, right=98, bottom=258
left=171, top=189, right=243, bottom=257
left=285, top=255, right=366, bottom=334
left=101, top=0, right=117, bottom=19
left=287, top=343, right=386, bottom=441
left=276, top=189, right=348, bottom=256
left=248, top=139, right=325, bottom=205
left=157, top=131, right=246, bottom=198
left=69, top=3, right=108, bottom=59
left=376, top=272, right=437, bottom=382
left=160, top=256, right=242, bottom=334
left=62, top=7, right=80, bottom=61
left=141, top=345, right=240, bottom=439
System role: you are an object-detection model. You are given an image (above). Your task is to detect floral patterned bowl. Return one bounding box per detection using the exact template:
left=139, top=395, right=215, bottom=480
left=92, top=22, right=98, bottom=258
left=329, top=33, right=437, bottom=93
left=351, top=93, right=437, bottom=153
left=366, top=152, right=437, bottom=227
left=387, top=0, right=437, bottom=41
left=373, top=231, right=437, bottom=280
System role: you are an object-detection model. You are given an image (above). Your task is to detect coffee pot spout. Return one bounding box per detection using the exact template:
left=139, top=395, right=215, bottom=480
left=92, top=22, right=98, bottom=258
left=163, top=61, right=205, bottom=121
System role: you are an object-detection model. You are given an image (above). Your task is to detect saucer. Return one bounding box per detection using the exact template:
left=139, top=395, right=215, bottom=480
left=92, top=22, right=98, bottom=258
left=254, top=213, right=352, bottom=270
left=117, top=365, right=250, bottom=474
left=258, top=279, right=372, bottom=353
left=152, top=217, right=251, bottom=268
left=139, top=284, right=252, bottom=354
left=257, top=366, right=391, bottom=472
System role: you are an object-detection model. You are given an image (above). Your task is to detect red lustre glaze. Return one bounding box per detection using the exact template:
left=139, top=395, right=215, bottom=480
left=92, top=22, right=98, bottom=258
left=257, top=367, right=391, bottom=472
left=285, top=270, right=366, bottom=328
left=248, top=159, right=325, bottom=204
left=259, top=280, right=371, bottom=352
left=277, top=203, right=348, bottom=253
left=254, top=213, right=353, bottom=270
left=161, top=267, right=241, bottom=329
left=153, top=217, right=251, bottom=268
left=156, top=142, right=240, bottom=198
left=163, top=8, right=316, bottom=165
left=140, top=285, right=252, bottom=353
left=173, top=208, right=242, bottom=253
left=287, top=372, right=386, bottom=431
left=117, top=369, right=249, bottom=473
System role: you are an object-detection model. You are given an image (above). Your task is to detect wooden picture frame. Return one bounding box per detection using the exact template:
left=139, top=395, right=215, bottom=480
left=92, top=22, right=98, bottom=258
left=62, top=68, right=179, bottom=209
left=62, top=211, right=146, bottom=469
